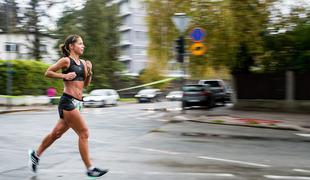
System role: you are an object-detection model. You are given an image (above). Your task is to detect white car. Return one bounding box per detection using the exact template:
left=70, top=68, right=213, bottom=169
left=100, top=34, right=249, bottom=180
left=166, top=91, right=183, bottom=101
left=83, top=89, right=120, bottom=107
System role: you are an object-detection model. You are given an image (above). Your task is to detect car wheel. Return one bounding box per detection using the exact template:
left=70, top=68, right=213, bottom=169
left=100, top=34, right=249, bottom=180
left=221, top=99, right=226, bottom=105
left=182, top=101, right=187, bottom=109
left=206, top=98, right=215, bottom=109
left=100, top=101, right=106, bottom=107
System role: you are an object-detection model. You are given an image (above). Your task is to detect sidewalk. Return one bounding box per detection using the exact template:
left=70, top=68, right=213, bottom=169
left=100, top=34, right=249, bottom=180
left=164, top=104, right=310, bottom=132
left=0, top=105, right=53, bottom=114
left=0, top=101, right=135, bottom=114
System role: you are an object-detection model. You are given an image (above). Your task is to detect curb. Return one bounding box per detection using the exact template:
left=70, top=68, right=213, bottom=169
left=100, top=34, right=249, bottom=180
left=166, top=114, right=310, bottom=132
left=187, top=119, right=300, bottom=131
left=0, top=108, right=46, bottom=114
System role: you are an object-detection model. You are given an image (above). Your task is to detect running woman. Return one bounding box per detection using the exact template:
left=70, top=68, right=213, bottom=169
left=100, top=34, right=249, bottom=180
left=28, top=35, right=108, bottom=178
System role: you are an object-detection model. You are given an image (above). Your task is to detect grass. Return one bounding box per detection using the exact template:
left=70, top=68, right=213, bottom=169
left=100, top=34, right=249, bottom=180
left=119, top=98, right=136, bottom=102
left=211, top=120, right=225, bottom=123
left=0, top=95, right=26, bottom=98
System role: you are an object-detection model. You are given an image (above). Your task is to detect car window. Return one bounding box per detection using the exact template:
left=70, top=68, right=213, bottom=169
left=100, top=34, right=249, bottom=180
left=90, top=90, right=108, bottom=96
left=203, top=81, right=220, bottom=87
left=111, top=90, right=117, bottom=95
left=183, top=85, right=205, bottom=92
left=138, top=89, right=157, bottom=94
left=169, top=91, right=182, bottom=95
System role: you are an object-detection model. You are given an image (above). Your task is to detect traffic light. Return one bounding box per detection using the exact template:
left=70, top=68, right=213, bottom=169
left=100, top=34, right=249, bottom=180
left=175, top=36, right=185, bottom=63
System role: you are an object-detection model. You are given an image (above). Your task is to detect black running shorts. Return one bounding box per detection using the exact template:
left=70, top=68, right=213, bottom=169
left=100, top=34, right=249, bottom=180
left=58, top=93, right=83, bottom=118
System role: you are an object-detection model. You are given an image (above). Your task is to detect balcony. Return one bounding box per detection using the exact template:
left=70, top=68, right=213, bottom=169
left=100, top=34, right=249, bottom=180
left=119, top=25, right=132, bottom=32
left=119, top=40, right=132, bottom=46
left=118, top=55, right=132, bottom=62
left=119, top=11, right=132, bottom=17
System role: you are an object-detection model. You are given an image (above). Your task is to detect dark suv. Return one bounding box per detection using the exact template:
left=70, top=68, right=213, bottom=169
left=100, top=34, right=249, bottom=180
left=182, top=84, right=215, bottom=109
left=198, top=79, right=232, bottom=104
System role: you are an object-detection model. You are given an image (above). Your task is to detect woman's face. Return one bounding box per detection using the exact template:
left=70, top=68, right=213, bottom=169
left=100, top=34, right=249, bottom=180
left=70, top=37, right=85, bottom=56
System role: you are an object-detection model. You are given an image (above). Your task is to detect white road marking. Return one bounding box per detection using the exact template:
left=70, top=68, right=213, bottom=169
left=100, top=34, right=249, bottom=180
left=265, top=175, right=310, bottom=179
left=109, top=171, right=234, bottom=177
left=295, top=133, right=310, bottom=137
left=198, top=156, right=271, bottom=168
left=294, top=169, right=310, bottom=173
left=89, top=139, right=110, bottom=144
left=166, top=108, right=182, bottom=111
left=130, top=146, right=183, bottom=155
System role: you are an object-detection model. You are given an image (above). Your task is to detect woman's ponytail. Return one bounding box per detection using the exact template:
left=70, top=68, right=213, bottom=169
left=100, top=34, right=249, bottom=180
left=59, top=43, right=69, bottom=57
left=59, top=35, right=80, bottom=57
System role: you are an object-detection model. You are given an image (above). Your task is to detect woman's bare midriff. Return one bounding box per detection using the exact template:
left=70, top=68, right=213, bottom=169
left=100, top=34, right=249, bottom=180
left=63, top=81, right=84, bottom=100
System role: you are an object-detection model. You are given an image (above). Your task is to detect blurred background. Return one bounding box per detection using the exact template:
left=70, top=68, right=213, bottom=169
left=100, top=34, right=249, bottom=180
left=0, top=0, right=309, bottom=112
left=1, top=1, right=310, bottom=179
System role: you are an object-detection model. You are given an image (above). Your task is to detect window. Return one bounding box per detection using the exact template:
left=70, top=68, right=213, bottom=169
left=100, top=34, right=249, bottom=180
left=134, top=31, right=147, bottom=41
left=121, top=46, right=131, bottom=56
left=133, top=46, right=146, bottom=55
left=121, top=31, right=131, bottom=41
left=133, top=16, right=145, bottom=25
left=120, top=0, right=129, bottom=14
left=121, top=16, right=131, bottom=26
left=131, top=0, right=146, bottom=10
left=5, top=43, right=19, bottom=52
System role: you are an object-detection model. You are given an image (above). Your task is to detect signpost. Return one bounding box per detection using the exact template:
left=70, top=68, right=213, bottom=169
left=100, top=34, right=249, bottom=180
left=190, top=27, right=207, bottom=56
left=190, top=27, right=206, bottom=42
left=190, top=42, right=207, bottom=56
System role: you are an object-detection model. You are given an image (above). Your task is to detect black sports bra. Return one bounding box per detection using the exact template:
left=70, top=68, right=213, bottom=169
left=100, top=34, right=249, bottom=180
left=62, top=57, right=85, bottom=81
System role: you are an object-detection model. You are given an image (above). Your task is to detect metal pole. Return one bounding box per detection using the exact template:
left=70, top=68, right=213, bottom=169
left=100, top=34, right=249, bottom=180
left=181, top=35, right=186, bottom=87
left=5, top=1, right=13, bottom=109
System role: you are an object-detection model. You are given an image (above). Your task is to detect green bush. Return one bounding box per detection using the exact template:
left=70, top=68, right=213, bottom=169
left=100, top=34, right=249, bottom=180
left=0, top=60, right=63, bottom=96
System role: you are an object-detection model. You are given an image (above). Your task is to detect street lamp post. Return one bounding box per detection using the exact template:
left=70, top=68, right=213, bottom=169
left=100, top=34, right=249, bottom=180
left=5, top=1, right=13, bottom=109
left=171, top=13, right=190, bottom=86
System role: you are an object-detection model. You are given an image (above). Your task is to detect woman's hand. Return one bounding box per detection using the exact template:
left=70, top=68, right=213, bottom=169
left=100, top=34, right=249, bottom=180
left=86, top=60, right=92, bottom=76
left=63, top=72, right=77, bottom=80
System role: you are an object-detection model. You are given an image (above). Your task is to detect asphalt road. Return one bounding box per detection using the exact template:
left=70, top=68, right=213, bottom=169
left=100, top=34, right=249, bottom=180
left=0, top=101, right=310, bottom=180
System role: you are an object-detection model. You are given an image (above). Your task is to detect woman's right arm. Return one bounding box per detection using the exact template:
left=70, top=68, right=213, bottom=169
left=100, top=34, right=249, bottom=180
left=45, top=58, right=75, bottom=80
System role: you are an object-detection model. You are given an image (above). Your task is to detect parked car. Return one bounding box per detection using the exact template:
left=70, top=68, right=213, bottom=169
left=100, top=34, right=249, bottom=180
left=182, top=84, right=215, bottom=109
left=83, top=89, right=120, bottom=107
left=135, top=89, right=162, bottom=103
left=198, top=79, right=232, bottom=103
left=166, top=91, right=183, bottom=101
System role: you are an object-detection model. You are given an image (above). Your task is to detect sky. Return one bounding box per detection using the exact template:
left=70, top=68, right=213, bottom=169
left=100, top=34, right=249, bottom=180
left=13, top=0, right=310, bottom=30
left=15, top=0, right=85, bottom=30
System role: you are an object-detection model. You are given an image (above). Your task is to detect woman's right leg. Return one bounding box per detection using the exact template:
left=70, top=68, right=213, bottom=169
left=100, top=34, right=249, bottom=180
left=36, top=119, right=70, bottom=156
left=63, top=109, right=92, bottom=169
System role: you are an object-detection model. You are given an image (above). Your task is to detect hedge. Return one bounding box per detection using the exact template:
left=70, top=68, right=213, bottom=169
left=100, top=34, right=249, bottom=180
left=0, top=60, right=63, bottom=96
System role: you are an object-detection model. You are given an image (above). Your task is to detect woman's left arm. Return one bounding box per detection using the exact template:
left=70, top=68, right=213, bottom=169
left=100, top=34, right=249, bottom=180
left=83, top=60, right=92, bottom=87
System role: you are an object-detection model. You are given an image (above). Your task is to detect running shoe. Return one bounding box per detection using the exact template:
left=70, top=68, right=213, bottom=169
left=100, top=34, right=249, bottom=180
left=28, top=149, right=39, bottom=173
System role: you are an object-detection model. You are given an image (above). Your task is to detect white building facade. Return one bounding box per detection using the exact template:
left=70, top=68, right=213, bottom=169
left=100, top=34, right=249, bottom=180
left=0, top=33, right=58, bottom=64
left=108, top=0, right=149, bottom=76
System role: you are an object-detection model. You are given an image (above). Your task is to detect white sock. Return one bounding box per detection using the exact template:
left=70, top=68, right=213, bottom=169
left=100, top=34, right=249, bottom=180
left=88, top=166, right=95, bottom=171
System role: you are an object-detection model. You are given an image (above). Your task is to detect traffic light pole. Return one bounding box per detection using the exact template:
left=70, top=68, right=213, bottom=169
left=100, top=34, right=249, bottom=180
left=175, top=35, right=186, bottom=85
left=180, top=36, right=186, bottom=86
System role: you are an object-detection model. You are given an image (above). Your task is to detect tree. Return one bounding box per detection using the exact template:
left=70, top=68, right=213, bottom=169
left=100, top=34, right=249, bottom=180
left=22, top=0, right=59, bottom=61
left=144, top=0, right=272, bottom=79
left=81, top=0, right=121, bottom=89
left=0, top=0, right=21, bottom=32
left=55, top=0, right=122, bottom=89
left=263, top=17, right=310, bottom=72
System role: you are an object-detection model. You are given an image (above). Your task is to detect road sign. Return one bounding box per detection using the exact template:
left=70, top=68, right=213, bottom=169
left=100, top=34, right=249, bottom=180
left=190, top=42, right=207, bottom=56
left=190, top=28, right=206, bottom=42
